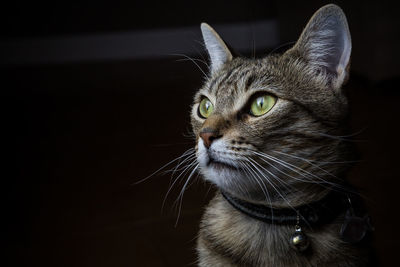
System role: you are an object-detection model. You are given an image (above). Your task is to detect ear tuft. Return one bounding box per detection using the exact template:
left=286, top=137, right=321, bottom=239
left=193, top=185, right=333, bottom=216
left=201, top=23, right=233, bottom=74
left=290, top=4, right=351, bottom=89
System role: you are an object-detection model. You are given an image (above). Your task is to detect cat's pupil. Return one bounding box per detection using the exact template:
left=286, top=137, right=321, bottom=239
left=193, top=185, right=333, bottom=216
left=257, top=97, right=264, bottom=108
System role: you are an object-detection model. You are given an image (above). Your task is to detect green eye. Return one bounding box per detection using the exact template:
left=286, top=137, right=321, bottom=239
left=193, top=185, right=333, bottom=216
left=250, top=94, right=276, bottom=117
left=198, top=97, right=214, bottom=118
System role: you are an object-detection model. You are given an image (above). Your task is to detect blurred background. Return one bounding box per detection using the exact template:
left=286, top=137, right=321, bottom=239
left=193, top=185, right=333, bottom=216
left=2, top=0, right=399, bottom=266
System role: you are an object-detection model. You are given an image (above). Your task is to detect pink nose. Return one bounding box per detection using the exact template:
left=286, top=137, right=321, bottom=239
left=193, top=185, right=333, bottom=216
left=199, top=130, right=220, bottom=148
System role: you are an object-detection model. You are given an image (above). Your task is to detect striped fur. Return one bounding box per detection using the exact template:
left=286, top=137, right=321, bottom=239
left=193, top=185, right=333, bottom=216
left=192, top=4, right=371, bottom=267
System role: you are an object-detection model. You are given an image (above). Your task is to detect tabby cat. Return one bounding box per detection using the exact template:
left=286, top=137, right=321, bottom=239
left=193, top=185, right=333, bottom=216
left=191, top=4, right=372, bottom=267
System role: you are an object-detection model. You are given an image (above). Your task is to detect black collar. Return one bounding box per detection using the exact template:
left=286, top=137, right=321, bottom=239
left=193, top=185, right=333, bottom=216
left=221, top=190, right=349, bottom=227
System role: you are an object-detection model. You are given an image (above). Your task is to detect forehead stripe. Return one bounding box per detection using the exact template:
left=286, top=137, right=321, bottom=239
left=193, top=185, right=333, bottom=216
left=214, top=64, right=243, bottom=94
left=245, top=75, right=256, bottom=91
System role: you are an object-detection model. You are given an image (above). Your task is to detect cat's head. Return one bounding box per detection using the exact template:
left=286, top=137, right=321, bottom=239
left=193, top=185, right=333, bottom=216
left=191, top=4, right=353, bottom=203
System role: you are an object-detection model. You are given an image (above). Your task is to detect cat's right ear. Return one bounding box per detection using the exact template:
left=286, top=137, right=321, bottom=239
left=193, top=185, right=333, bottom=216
left=201, top=23, right=233, bottom=75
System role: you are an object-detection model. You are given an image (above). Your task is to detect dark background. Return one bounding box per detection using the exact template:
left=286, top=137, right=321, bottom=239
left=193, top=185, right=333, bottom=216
left=2, top=0, right=400, bottom=266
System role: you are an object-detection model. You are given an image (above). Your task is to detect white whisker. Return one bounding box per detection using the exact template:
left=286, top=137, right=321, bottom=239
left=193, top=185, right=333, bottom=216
left=253, top=151, right=339, bottom=187
left=174, top=163, right=199, bottom=226
left=162, top=157, right=198, bottom=211
left=247, top=158, right=296, bottom=212
left=134, top=148, right=195, bottom=184
left=169, top=53, right=208, bottom=78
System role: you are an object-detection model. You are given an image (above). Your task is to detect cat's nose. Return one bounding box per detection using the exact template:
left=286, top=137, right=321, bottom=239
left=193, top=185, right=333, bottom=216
left=199, top=129, right=221, bottom=149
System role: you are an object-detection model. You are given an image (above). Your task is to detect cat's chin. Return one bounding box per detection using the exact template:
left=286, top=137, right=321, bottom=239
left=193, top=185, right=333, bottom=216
left=207, top=159, right=239, bottom=171
left=200, top=163, right=246, bottom=191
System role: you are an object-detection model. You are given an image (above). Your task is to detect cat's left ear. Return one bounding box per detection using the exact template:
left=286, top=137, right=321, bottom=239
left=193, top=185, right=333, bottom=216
left=288, top=4, right=351, bottom=90
left=201, top=23, right=233, bottom=75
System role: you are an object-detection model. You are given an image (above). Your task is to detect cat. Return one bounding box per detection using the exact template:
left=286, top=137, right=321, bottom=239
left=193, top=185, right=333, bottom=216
left=191, top=4, right=373, bottom=267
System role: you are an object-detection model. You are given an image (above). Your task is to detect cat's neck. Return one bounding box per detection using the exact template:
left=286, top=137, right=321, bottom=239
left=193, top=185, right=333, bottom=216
left=229, top=182, right=336, bottom=209
left=197, top=191, right=365, bottom=267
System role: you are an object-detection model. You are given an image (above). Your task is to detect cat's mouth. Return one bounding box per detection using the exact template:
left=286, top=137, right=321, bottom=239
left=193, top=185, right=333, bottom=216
left=207, top=158, right=239, bottom=171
